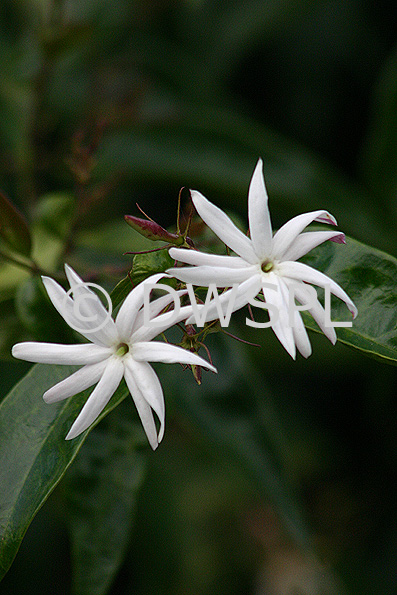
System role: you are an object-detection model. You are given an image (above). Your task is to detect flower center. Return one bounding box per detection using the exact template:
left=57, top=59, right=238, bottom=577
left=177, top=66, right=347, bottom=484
left=115, top=342, right=129, bottom=357
left=261, top=261, right=274, bottom=273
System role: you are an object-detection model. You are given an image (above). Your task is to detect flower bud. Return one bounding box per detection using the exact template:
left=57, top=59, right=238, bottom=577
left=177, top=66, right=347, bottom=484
left=125, top=215, right=180, bottom=243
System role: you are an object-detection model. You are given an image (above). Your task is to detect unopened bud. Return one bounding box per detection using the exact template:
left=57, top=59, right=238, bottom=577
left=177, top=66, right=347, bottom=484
left=191, top=364, right=202, bottom=385
left=125, top=215, right=180, bottom=244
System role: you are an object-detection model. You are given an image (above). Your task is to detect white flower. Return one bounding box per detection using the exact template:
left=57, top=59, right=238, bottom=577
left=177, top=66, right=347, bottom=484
left=167, top=158, right=357, bottom=359
left=12, top=265, right=216, bottom=449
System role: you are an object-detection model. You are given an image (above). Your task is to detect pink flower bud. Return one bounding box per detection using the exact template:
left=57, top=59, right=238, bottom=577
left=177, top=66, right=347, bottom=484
left=125, top=215, right=180, bottom=243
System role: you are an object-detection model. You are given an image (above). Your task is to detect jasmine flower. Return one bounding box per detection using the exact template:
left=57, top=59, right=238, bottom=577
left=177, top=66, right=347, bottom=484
left=12, top=266, right=216, bottom=448
left=167, top=159, right=357, bottom=358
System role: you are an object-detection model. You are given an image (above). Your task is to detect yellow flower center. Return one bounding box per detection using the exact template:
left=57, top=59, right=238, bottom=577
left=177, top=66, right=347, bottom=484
left=115, top=343, right=129, bottom=357
left=261, top=261, right=274, bottom=273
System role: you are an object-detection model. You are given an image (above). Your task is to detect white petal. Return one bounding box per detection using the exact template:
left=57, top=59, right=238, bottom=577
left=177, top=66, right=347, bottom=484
left=191, top=190, right=257, bottom=263
left=169, top=247, right=248, bottom=268
left=185, top=274, right=262, bottom=325
left=42, top=276, right=114, bottom=347
left=12, top=342, right=112, bottom=365
left=166, top=264, right=257, bottom=287
left=272, top=210, right=337, bottom=259
left=248, top=158, right=273, bottom=259
left=290, top=308, right=312, bottom=358
left=123, top=366, right=159, bottom=450
left=43, top=360, right=108, bottom=403
left=65, top=357, right=124, bottom=439
left=279, top=261, right=358, bottom=318
left=64, top=264, right=85, bottom=286
left=132, top=304, right=195, bottom=343
left=132, top=289, right=187, bottom=335
left=133, top=341, right=217, bottom=372
left=261, top=275, right=296, bottom=359
left=281, top=231, right=346, bottom=262
left=284, top=278, right=337, bottom=344
left=124, top=357, right=165, bottom=444
left=64, top=264, right=118, bottom=345
left=116, top=273, right=166, bottom=341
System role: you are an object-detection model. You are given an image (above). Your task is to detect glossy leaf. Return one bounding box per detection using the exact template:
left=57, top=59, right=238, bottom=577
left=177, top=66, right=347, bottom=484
left=0, top=191, right=32, bottom=257
left=110, top=275, right=134, bottom=311
left=110, top=249, right=175, bottom=310
left=0, top=299, right=30, bottom=362
left=64, top=403, right=147, bottom=595
left=131, top=249, right=174, bottom=283
left=301, top=236, right=397, bottom=365
left=0, top=364, right=129, bottom=580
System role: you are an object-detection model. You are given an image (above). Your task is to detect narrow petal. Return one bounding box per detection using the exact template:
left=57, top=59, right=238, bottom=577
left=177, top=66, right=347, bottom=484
left=42, top=276, right=114, bottom=347
left=124, top=357, right=165, bottom=443
left=43, top=360, right=108, bottom=403
left=185, top=274, right=262, bottom=325
left=284, top=278, right=337, bottom=344
left=272, top=210, right=337, bottom=259
left=116, top=273, right=166, bottom=342
left=261, top=275, right=296, bottom=359
left=133, top=341, right=217, bottom=372
left=132, top=289, right=187, bottom=335
left=123, top=366, right=159, bottom=450
left=248, top=158, right=273, bottom=259
left=166, top=264, right=257, bottom=287
left=64, top=264, right=118, bottom=346
left=132, top=304, right=195, bottom=343
left=281, top=231, right=346, bottom=262
left=169, top=248, right=248, bottom=268
left=279, top=261, right=358, bottom=318
left=12, top=342, right=111, bottom=365
left=191, top=190, right=257, bottom=264
left=290, top=308, right=312, bottom=358
left=65, top=357, right=124, bottom=439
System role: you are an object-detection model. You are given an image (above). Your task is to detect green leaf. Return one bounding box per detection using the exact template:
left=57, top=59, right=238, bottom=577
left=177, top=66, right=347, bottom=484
left=162, top=334, right=313, bottom=553
left=109, top=275, right=134, bottom=310
left=0, top=364, right=129, bottom=580
left=301, top=237, right=397, bottom=365
left=0, top=190, right=32, bottom=257
left=110, top=249, right=175, bottom=310
left=64, top=403, right=147, bottom=595
left=0, top=299, right=30, bottom=361
left=132, top=249, right=174, bottom=282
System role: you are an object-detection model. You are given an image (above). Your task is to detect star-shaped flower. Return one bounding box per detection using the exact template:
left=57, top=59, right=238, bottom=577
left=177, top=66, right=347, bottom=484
left=12, top=265, right=216, bottom=449
left=167, top=159, right=357, bottom=358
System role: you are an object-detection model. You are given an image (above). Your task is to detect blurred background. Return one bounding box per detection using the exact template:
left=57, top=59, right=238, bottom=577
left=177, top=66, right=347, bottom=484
left=0, top=1, right=396, bottom=594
